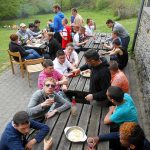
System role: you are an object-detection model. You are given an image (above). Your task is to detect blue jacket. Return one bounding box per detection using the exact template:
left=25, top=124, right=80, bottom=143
left=54, top=11, right=64, bottom=32
left=0, top=120, right=49, bottom=150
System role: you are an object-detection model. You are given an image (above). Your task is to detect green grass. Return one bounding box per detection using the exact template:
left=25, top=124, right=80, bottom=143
left=0, top=9, right=137, bottom=72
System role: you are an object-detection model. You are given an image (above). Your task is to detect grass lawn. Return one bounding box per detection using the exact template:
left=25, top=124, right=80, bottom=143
left=0, top=9, right=137, bottom=72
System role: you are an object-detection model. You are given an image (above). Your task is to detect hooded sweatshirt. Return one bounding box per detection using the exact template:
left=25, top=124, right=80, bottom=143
left=54, top=11, right=64, bottom=32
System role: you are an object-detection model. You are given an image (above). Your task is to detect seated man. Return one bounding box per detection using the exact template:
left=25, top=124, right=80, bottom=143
left=27, top=77, right=71, bottom=122
left=9, top=34, right=42, bottom=61
left=104, top=86, right=138, bottom=125
left=73, top=49, right=111, bottom=102
left=33, top=20, right=41, bottom=33
left=0, top=111, right=49, bottom=150
left=87, top=122, right=150, bottom=150
left=53, top=50, right=74, bottom=75
left=16, top=23, right=32, bottom=45
left=26, top=23, right=41, bottom=37
left=64, top=43, right=79, bottom=67
left=38, top=59, right=68, bottom=92
left=109, top=60, right=129, bottom=93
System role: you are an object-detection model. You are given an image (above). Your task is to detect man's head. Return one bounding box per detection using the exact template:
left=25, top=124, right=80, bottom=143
left=71, top=8, right=77, bottom=16
left=106, top=86, right=124, bottom=104
left=112, top=38, right=121, bottom=48
left=34, top=20, right=40, bottom=27
left=106, top=19, right=114, bottom=28
left=66, top=43, right=74, bottom=54
left=13, top=111, right=30, bottom=135
left=79, top=26, right=86, bottom=34
left=62, top=18, right=68, bottom=26
left=43, top=77, right=56, bottom=94
left=84, top=49, right=100, bottom=66
left=20, top=23, right=27, bottom=31
left=53, top=4, right=61, bottom=13
left=47, top=32, right=54, bottom=40
left=42, top=59, right=54, bottom=74
left=56, top=50, right=66, bottom=64
left=86, top=18, right=93, bottom=26
left=109, top=60, right=119, bottom=75
left=120, top=122, right=145, bottom=149
left=10, top=34, right=18, bottom=42
left=29, top=23, right=35, bottom=31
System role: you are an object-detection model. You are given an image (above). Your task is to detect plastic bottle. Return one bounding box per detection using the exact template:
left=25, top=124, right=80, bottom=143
left=71, top=96, right=77, bottom=116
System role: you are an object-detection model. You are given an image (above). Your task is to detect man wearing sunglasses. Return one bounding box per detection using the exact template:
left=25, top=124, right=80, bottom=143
left=27, top=77, right=71, bottom=122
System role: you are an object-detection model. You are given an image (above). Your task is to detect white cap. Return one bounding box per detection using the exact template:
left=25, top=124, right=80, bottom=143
left=20, top=23, right=26, bottom=27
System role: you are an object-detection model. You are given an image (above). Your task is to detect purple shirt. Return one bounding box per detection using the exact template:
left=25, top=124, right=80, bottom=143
left=38, top=69, right=63, bottom=92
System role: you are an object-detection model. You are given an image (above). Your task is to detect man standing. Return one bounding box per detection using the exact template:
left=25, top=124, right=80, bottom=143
left=106, top=19, right=130, bottom=50
left=0, top=111, right=49, bottom=150
left=73, top=49, right=111, bottom=102
left=52, top=4, right=64, bottom=44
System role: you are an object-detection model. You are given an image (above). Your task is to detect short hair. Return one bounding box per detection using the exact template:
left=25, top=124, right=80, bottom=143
left=10, top=34, right=18, bottom=41
left=29, top=23, right=35, bottom=28
left=120, top=122, right=145, bottom=148
left=47, top=32, right=54, bottom=37
left=107, top=86, right=124, bottom=102
left=71, top=8, right=77, bottom=13
left=84, top=49, right=99, bottom=61
left=112, top=30, right=119, bottom=36
left=80, top=26, right=86, bottom=31
left=62, top=18, right=68, bottom=24
left=106, top=19, right=114, bottom=24
left=44, top=77, right=56, bottom=85
left=34, top=20, right=40, bottom=24
left=86, top=18, right=91, bottom=24
left=66, top=43, right=74, bottom=47
left=112, top=38, right=121, bottom=46
left=56, top=50, right=65, bottom=57
left=42, top=59, right=53, bottom=68
left=13, top=111, right=29, bottom=126
left=53, top=4, right=61, bottom=10
left=109, top=60, right=119, bottom=71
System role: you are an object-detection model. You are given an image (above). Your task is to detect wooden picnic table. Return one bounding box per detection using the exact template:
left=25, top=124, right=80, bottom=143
left=84, top=33, right=112, bottom=50
left=33, top=103, right=110, bottom=150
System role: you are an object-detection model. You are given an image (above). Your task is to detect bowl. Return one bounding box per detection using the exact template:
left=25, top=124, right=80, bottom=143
left=64, top=126, right=87, bottom=142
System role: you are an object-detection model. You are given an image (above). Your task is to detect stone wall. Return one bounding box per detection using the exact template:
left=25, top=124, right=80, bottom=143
left=134, top=7, right=150, bottom=119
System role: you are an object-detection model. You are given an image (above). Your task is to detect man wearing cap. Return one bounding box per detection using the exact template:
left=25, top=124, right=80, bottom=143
left=16, top=23, right=32, bottom=45
left=26, top=23, right=41, bottom=37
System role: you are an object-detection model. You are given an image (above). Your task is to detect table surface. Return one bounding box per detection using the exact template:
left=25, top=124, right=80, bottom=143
left=33, top=103, right=110, bottom=150
left=84, top=33, right=111, bottom=50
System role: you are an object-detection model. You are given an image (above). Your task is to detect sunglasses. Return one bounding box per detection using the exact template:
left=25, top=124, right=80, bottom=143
left=45, top=84, right=55, bottom=88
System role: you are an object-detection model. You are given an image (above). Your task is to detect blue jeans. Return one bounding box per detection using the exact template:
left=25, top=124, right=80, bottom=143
left=24, top=49, right=42, bottom=60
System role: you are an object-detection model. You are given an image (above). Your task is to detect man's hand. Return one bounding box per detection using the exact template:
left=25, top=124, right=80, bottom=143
left=44, top=137, right=53, bottom=150
left=41, top=99, right=54, bottom=108
left=71, top=68, right=80, bottom=76
left=25, top=139, right=36, bottom=150
left=61, top=85, right=68, bottom=92
left=85, top=94, right=93, bottom=102
left=45, top=110, right=57, bottom=119
left=109, top=106, right=115, bottom=113
left=87, top=136, right=99, bottom=150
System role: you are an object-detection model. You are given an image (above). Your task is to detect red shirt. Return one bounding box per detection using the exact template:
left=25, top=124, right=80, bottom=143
left=62, top=25, right=72, bottom=48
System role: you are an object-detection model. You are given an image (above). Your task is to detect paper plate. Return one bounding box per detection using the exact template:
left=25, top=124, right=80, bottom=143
left=80, top=69, right=91, bottom=78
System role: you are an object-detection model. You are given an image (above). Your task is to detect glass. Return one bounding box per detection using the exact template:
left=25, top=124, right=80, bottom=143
left=48, top=94, right=56, bottom=112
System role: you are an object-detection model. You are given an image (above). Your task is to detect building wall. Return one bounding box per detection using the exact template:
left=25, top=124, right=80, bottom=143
left=134, top=7, right=150, bottom=115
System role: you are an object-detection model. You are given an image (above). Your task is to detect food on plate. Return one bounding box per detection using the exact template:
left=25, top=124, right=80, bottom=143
left=80, top=69, right=91, bottom=77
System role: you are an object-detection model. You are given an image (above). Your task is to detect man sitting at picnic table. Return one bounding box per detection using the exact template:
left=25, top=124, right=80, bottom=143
left=0, top=111, right=49, bottom=150
left=104, top=86, right=138, bottom=126
left=87, top=122, right=150, bottom=150
left=9, top=34, right=42, bottom=61
left=27, top=77, right=71, bottom=122
left=38, top=59, right=68, bottom=93
left=53, top=50, right=75, bottom=76
left=73, top=49, right=111, bottom=102
left=64, top=43, right=79, bottom=67
left=109, top=60, right=129, bottom=93
left=106, top=19, right=130, bottom=50
left=16, top=23, right=33, bottom=45
left=33, top=20, right=41, bottom=33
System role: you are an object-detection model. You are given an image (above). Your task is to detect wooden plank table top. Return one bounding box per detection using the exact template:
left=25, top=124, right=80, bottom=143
left=33, top=103, right=110, bottom=150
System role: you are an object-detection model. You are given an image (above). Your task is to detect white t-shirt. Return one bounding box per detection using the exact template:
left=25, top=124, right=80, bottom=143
left=73, top=33, right=80, bottom=49
left=64, top=50, right=79, bottom=66
left=53, top=58, right=72, bottom=74
left=85, top=25, right=94, bottom=36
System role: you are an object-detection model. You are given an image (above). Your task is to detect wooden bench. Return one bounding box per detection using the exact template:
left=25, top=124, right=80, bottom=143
left=33, top=103, right=110, bottom=150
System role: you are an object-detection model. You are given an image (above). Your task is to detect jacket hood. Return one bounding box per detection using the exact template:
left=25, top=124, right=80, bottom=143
left=57, top=12, right=64, bottom=18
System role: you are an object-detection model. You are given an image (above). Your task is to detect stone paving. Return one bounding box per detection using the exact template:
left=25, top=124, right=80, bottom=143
left=0, top=66, right=39, bottom=134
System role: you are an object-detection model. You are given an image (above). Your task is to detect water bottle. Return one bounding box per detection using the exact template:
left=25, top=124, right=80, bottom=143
left=71, top=96, right=77, bottom=116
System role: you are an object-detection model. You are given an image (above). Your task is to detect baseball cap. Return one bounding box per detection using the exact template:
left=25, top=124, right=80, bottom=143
left=20, top=23, right=26, bottom=27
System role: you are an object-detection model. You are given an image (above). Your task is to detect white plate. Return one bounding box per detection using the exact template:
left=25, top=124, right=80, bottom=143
left=80, top=69, right=91, bottom=78
left=64, top=126, right=87, bottom=142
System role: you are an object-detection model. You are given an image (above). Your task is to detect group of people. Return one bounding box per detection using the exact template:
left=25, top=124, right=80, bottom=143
left=1, top=3, right=150, bottom=150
